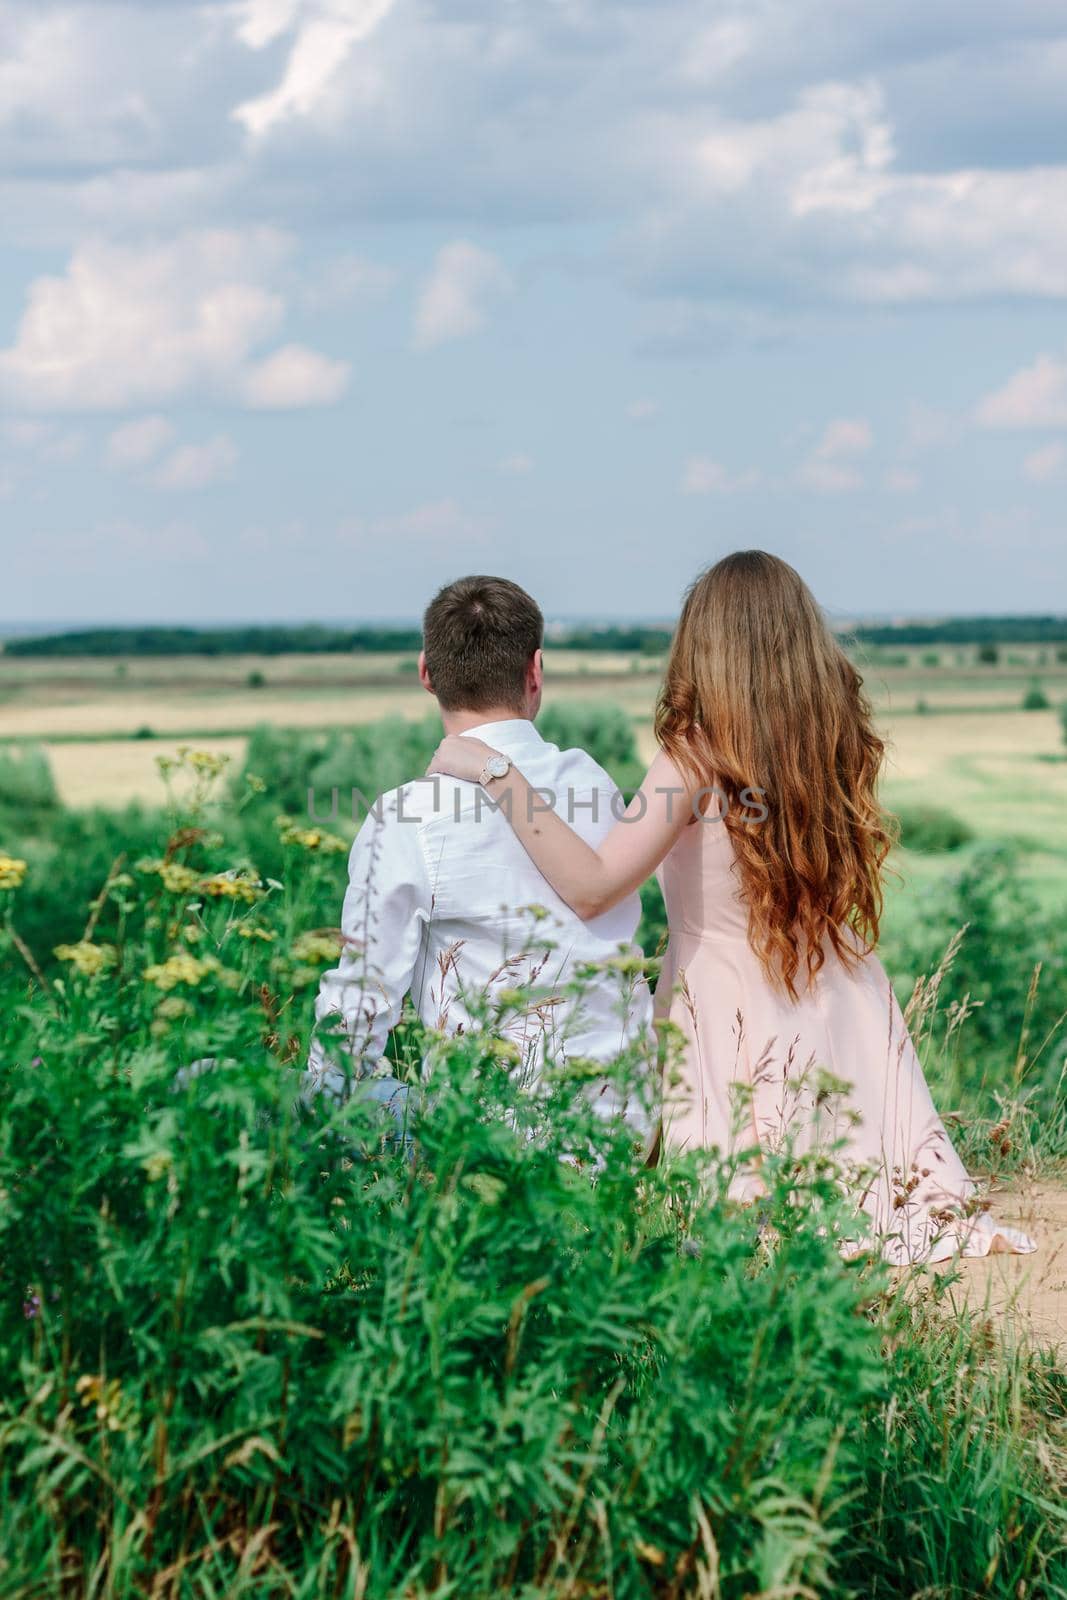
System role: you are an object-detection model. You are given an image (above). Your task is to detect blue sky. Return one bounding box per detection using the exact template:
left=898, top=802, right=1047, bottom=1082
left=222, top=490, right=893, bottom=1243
left=2, top=0, right=1066, bottom=624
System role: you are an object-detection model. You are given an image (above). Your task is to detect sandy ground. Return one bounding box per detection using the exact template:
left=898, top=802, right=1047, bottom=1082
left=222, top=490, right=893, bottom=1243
left=920, top=1180, right=1067, bottom=1355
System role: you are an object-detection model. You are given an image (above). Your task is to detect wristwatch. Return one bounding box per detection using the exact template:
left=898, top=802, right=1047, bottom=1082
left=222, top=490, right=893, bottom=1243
left=478, top=751, right=512, bottom=788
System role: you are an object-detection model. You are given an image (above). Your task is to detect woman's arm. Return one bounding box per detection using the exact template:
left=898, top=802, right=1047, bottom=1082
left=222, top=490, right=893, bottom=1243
left=427, top=738, right=696, bottom=920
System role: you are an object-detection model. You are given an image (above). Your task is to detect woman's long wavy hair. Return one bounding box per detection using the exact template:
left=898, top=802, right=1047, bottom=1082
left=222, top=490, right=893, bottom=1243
left=655, top=551, right=893, bottom=998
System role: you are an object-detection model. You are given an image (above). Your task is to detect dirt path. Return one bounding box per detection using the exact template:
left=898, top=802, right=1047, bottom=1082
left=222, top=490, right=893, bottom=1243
left=923, top=1180, right=1067, bottom=1355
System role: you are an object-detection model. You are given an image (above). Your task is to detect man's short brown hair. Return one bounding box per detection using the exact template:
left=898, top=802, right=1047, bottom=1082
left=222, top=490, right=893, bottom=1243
left=422, top=575, right=544, bottom=712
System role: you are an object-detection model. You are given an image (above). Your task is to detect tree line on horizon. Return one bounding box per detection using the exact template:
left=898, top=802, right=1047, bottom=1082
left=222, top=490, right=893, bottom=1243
left=3, top=615, right=1067, bottom=658
left=1, top=623, right=676, bottom=657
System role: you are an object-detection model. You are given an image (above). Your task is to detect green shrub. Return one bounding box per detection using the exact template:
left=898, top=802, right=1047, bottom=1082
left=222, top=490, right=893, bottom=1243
left=977, top=643, right=1000, bottom=665
left=236, top=707, right=646, bottom=831
left=892, top=803, right=973, bottom=853
left=537, top=701, right=644, bottom=790
left=0, top=1024, right=893, bottom=1595
left=920, top=651, right=940, bottom=668
left=638, top=874, right=668, bottom=963
left=237, top=718, right=443, bottom=824
left=882, top=843, right=1067, bottom=1120
left=0, top=743, right=60, bottom=826
left=0, top=760, right=1064, bottom=1594
left=10, top=803, right=177, bottom=962
left=1022, top=681, right=1050, bottom=710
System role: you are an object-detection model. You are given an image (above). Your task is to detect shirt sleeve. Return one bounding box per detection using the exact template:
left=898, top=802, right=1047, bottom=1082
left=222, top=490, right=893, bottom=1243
left=305, top=794, right=432, bottom=1098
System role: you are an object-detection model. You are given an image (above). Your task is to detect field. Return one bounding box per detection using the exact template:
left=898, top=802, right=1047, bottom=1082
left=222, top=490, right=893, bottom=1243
left=3, top=641, right=1066, bottom=901
left=3, top=638, right=1066, bottom=1056
left=2, top=638, right=1067, bottom=1592
left=3, top=645, right=1067, bottom=1016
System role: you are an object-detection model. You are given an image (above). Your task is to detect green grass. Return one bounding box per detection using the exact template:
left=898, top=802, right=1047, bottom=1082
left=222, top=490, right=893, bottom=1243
left=0, top=758, right=1065, bottom=1595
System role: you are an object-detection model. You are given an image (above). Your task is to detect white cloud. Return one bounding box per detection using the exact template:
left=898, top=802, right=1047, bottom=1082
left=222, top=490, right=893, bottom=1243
left=0, top=7, right=160, bottom=170
left=233, top=0, right=304, bottom=50
left=1022, top=441, right=1065, bottom=482
left=884, top=467, right=920, bottom=493
left=677, top=19, right=756, bottom=86
left=41, top=429, right=84, bottom=463
left=3, top=418, right=84, bottom=462
left=0, top=230, right=349, bottom=413
left=338, top=497, right=489, bottom=545
left=627, top=398, right=660, bottom=421
left=106, top=415, right=176, bottom=469
left=681, top=456, right=758, bottom=494
left=154, top=435, right=237, bottom=491
left=902, top=402, right=960, bottom=454
left=5, top=3, right=1067, bottom=324
left=413, top=241, right=512, bottom=350
left=798, top=460, right=864, bottom=493
left=975, top=353, right=1067, bottom=429
left=3, top=420, right=52, bottom=451
left=240, top=343, right=350, bottom=408
left=797, top=416, right=872, bottom=492
left=814, top=417, right=873, bottom=458
left=233, top=0, right=399, bottom=137
left=299, top=253, right=395, bottom=310
left=633, top=75, right=1067, bottom=307
left=498, top=453, right=533, bottom=475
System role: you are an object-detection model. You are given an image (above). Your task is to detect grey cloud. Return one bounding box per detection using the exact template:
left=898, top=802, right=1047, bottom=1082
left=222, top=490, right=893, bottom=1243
left=3, top=0, right=1067, bottom=313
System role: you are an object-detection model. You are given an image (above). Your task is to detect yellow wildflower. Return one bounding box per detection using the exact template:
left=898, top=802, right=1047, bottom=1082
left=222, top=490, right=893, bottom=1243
left=54, top=941, right=116, bottom=978
left=236, top=923, right=276, bottom=942
left=75, top=1374, right=129, bottom=1433
left=291, top=966, right=325, bottom=988
left=159, top=862, right=200, bottom=895
left=200, top=870, right=262, bottom=903
left=604, top=953, right=655, bottom=979
left=143, top=952, right=223, bottom=991
left=136, top=858, right=199, bottom=893
left=0, top=854, right=27, bottom=892
left=291, top=930, right=343, bottom=965
left=155, top=995, right=194, bottom=1021
left=142, top=1150, right=173, bottom=1182
left=276, top=817, right=348, bottom=854
left=176, top=747, right=229, bottom=779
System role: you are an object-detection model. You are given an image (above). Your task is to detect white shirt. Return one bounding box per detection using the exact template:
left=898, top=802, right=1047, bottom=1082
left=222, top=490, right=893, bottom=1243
left=307, top=718, right=654, bottom=1130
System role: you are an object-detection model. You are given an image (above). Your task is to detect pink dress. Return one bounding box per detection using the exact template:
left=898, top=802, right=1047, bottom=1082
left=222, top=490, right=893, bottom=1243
left=656, top=816, right=1037, bottom=1266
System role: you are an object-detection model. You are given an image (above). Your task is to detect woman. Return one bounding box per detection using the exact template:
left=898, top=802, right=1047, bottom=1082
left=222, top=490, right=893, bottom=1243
left=428, top=551, right=1036, bottom=1265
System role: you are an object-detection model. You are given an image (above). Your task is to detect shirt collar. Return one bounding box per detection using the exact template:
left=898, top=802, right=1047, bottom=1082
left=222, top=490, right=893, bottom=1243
left=461, top=717, right=545, bottom=754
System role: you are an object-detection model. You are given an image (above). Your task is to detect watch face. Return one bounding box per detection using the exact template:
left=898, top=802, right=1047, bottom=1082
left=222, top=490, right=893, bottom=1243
left=487, top=754, right=510, bottom=778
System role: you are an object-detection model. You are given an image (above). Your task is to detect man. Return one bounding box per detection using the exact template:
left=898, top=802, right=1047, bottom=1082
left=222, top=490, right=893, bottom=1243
left=305, top=574, right=654, bottom=1144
